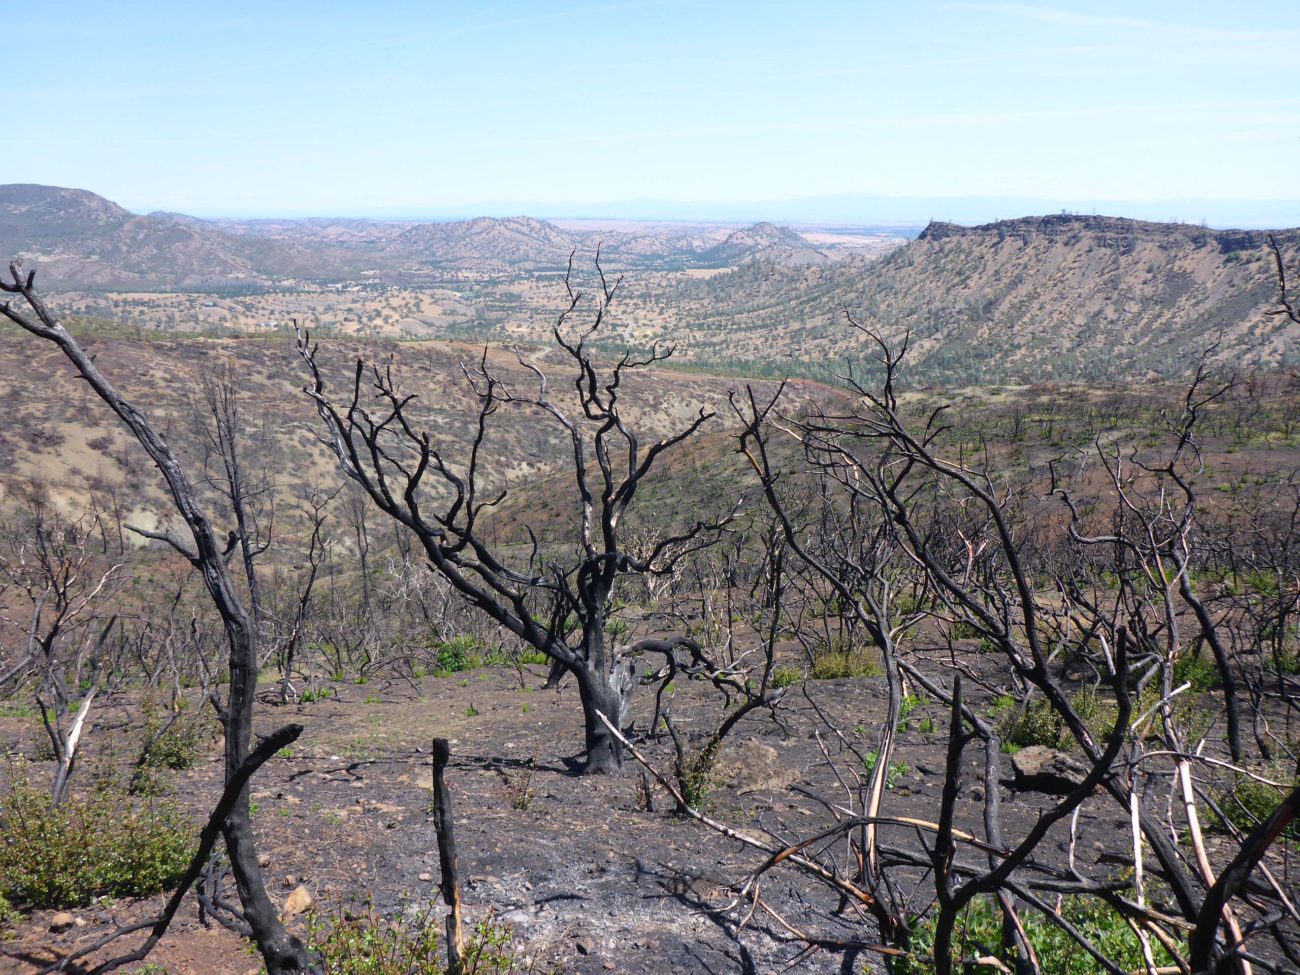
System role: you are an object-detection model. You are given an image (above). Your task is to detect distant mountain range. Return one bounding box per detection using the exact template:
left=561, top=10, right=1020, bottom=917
left=170, top=193, right=1300, bottom=230
left=0, top=184, right=894, bottom=290
left=2, top=184, right=1297, bottom=383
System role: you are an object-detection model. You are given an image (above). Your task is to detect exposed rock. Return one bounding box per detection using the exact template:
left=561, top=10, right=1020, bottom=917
left=718, top=738, right=802, bottom=794
left=282, top=885, right=313, bottom=918
left=49, top=911, right=76, bottom=933
left=1010, top=746, right=1091, bottom=795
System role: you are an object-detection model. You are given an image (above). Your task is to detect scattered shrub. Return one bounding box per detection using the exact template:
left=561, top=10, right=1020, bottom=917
left=769, top=667, right=802, bottom=689
left=1070, top=686, right=1119, bottom=741
left=676, top=739, right=721, bottom=809
left=898, top=694, right=922, bottom=732
left=897, top=894, right=1177, bottom=975
left=863, top=750, right=909, bottom=790
left=0, top=891, right=18, bottom=938
left=503, top=758, right=537, bottom=812
left=810, top=649, right=882, bottom=680
left=1173, top=652, right=1221, bottom=692
left=137, top=701, right=211, bottom=773
left=1211, top=772, right=1300, bottom=842
left=434, top=636, right=481, bottom=674
left=431, top=637, right=512, bottom=676
left=996, top=696, right=1066, bottom=749
left=948, top=620, right=980, bottom=640
left=0, top=777, right=193, bottom=909
left=306, top=897, right=537, bottom=974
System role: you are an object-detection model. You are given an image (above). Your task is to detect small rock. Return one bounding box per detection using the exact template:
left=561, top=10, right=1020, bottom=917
left=1010, top=746, right=1090, bottom=795
left=718, top=739, right=802, bottom=794
left=258, top=853, right=272, bottom=868
left=49, top=912, right=76, bottom=933
left=282, top=885, right=313, bottom=918
left=284, top=875, right=299, bottom=887
left=576, top=938, right=594, bottom=955
left=418, top=871, right=434, bottom=882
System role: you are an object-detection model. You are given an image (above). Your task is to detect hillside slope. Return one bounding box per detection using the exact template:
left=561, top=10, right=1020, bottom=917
left=653, top=214, right=1300, bottom=381
left=0, top=184, right=359, bottom=289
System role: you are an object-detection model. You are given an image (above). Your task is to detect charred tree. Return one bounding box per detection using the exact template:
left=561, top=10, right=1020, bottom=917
left=298, top=256, right=728, bottom=773
left=0, top=264, right=316, bottom=974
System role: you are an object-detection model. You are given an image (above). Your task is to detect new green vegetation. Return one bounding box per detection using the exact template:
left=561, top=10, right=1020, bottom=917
left=0, top=777, right=193, bottom=910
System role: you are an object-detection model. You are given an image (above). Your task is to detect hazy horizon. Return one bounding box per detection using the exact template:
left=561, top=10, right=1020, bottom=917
left=161, top=191, right=1299, bottom=230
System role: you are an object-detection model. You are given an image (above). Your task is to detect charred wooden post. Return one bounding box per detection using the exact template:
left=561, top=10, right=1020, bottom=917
left=431, top=738, right=464, bottom=975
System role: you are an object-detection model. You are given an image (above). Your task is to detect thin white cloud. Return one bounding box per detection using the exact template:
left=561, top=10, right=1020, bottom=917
left=946, top=2, right=1299, bottom=41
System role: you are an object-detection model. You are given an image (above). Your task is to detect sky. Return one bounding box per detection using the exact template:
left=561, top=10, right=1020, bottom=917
left=8, top=1, right=1300, bottom=221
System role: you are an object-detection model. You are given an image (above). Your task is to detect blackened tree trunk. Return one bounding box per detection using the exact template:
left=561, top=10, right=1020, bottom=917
left=573, top=625, right=634, bottom=774
left=1, top=265, right=316, bottom=974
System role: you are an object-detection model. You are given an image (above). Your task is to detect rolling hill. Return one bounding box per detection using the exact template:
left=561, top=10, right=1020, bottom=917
left=0, top=185, right=848, bottom=288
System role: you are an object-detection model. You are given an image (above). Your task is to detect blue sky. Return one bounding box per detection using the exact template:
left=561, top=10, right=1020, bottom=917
left=9, top=1, right=1299, bottom=219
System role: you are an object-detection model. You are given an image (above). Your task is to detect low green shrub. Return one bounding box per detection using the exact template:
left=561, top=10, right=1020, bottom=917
left=435, top=636, right=477, bottom=673
left=897, top=894, right=1177, bottom=975
left=1173, top=652, right=1221, bottom=692
left=0, top=777, right=193, bottom=909
left=948, top=620, right=980, bottom=640
left=137, top=701, right=212, bottom=773
left=1211, top=772, right=1300, bottom=842
left=0, top=891, right=18, bottom=938
left=994, top=696, right=1066, bottom=749
left=676, top=739, right=722, bottom=809
left=863, top=750, right=909, bottom=790
left=306, top=897, right=537, bottom=974
left=897, top=694, right=922, bottom=732
left=769, top=667, right=802, bottom=689
left=991, top=688, right=1125, bottom=751
left=431, top=636, right=510, bottom=674
left=810, top=649, right=882, bottom=680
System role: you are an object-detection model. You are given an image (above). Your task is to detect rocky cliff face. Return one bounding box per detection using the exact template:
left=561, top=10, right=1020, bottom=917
left=818, top=216, right=1300, bottom=379
left=918, top=214, right=1276, bottom=254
